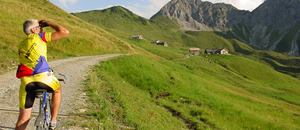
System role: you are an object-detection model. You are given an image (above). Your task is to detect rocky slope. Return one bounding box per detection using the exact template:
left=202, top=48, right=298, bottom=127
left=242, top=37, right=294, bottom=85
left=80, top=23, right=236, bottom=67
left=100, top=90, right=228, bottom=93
left=243, top=0, right=300, bottom=55
left=152, top=0, right=300, bottom=56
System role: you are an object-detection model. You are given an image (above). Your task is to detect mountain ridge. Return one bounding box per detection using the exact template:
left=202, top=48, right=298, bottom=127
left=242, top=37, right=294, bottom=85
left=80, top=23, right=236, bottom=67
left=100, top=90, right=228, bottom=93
left=152, top=0, right=300, bottom=56
left=151, top=0, right=250, bottom=31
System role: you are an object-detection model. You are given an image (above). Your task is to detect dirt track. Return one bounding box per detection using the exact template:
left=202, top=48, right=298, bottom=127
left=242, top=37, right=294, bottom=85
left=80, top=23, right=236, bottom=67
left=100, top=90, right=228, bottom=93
left=0, top=54, right=121, bottom=130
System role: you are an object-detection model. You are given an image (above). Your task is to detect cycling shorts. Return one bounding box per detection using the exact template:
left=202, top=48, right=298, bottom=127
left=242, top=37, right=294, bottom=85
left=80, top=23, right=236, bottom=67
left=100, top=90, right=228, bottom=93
left=19, top=71, right=60, bottom=109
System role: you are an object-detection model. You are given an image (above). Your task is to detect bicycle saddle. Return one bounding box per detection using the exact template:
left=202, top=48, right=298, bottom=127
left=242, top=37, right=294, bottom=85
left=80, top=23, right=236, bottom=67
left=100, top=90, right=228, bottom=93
left=34, top=89, right=47, bottom=98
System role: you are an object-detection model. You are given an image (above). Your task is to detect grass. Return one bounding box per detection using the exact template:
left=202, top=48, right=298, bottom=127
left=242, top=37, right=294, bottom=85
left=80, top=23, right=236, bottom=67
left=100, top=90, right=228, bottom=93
left=0, top=0, right=133, bottom=73
left=81, top=55, right=300, bottom=129
left=80, top=56, right=188, bottom=129
left=129, top=40, right=186, bottom=60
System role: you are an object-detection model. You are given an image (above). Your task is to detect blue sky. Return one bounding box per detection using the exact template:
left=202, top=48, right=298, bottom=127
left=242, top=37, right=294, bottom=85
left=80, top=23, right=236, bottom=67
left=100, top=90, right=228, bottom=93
left=49, top=0, right=264, bottom=19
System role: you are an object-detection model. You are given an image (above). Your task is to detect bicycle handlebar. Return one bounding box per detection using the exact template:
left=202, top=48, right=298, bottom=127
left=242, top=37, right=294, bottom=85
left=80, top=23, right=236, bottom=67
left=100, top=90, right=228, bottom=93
left=57, top=73, right=67, bottom=84
left=49, top=68, right=67, bottom=84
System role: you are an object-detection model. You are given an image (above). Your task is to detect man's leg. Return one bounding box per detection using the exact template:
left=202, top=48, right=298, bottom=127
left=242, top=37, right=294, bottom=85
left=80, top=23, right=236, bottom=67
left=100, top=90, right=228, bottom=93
left=51, top=87, right=61, bottom=122
left=15, top=108, right=32, bottom=130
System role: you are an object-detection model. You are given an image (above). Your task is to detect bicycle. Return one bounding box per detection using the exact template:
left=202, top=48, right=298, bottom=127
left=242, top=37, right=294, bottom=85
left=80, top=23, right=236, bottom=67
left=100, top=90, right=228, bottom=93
left=33, top=72, right=66, bottom=130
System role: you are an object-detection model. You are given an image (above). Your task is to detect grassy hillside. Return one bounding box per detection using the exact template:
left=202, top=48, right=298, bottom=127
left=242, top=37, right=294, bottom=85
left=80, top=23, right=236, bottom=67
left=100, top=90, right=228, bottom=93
left=70, top=6, right=300, bottom=130
left=74, top=7, right=243, bottom=51
left=73, top=7, right=183, bottom=47
left=0, top=0, right=133, bottom=73
left=73, top=6, right=300, bottom=78
left=77, top=54, right=300, bottom=129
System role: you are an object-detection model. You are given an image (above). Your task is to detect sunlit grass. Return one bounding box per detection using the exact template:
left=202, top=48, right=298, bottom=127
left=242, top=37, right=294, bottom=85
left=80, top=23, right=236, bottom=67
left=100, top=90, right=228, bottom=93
left=0, top=0, right=133, bottom=73
left=83, top=55, right=300, bottom=129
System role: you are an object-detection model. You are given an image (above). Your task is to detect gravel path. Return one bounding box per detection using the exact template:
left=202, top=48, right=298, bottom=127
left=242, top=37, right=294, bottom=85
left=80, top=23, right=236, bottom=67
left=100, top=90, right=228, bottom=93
left=0, top=54, right=121, bottom=130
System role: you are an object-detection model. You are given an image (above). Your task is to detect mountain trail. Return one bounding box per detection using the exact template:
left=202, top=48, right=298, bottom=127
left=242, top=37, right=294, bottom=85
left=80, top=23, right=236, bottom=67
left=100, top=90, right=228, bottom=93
left=0, top=54, right=122, bottom=130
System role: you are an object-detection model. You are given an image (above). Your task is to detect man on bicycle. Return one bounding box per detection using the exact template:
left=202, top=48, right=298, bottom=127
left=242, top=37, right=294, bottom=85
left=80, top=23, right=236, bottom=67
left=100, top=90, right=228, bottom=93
left=15, top=19, right=69, bottom=130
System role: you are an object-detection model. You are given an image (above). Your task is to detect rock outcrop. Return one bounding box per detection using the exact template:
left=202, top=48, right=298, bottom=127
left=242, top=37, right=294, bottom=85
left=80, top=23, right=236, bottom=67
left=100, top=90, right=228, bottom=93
left=151, top=0, right=250, bottom=31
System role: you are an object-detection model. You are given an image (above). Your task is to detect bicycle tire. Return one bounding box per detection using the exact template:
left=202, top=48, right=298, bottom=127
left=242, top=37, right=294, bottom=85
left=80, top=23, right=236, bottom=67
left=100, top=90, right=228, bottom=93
left=35, top=103, right=45, bottom=128
left=45, top=96, right=52, bottom=129
left=34, top=114, right=45, bottom=127
left=35, top=92, right=51, bottom=130
left=36, top=126, right=44, bottom=130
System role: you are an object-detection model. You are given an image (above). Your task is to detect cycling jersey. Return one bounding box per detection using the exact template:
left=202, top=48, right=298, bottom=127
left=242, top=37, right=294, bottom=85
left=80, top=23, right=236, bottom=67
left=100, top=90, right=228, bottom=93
left=17, top=32, right=52, bottom=78
left=17, top=32, right=61, bottom=109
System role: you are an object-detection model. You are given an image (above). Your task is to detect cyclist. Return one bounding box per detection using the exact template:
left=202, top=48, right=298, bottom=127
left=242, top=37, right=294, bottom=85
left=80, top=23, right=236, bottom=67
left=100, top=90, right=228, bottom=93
left=15, top=19, right=69, bottom=130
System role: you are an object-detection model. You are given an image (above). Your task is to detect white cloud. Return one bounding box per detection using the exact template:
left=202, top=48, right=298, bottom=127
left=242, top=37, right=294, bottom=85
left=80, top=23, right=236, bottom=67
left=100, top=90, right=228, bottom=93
left=132, top=0, right=170, bottom=18
left=123, top=0, right=171, bottom=19
left=58, top=0, right=79, bottom=7
left=125, top=4, right=155, bottom=18
left=148, top=0, right=170, bottom=8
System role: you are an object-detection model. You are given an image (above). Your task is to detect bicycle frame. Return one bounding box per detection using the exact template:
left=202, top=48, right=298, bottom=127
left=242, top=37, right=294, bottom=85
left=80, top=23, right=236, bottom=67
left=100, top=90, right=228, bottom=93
left=34, top=71, right=66, bottom=130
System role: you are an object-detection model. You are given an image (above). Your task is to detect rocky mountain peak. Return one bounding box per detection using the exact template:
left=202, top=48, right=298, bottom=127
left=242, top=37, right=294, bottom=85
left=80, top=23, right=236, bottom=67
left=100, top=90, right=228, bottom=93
left=151, top=0, right=250, bottom=31
left=151, top=0, right=300, bottom=56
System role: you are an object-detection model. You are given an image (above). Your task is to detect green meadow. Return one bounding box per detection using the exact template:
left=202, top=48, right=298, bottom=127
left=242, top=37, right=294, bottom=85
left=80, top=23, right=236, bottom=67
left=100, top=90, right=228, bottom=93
left=80, top=54, right=300, bottom=129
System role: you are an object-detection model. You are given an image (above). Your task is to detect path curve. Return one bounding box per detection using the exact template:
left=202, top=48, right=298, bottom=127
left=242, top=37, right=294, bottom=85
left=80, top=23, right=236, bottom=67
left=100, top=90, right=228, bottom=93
left=0, top=54, right=121, bottom=130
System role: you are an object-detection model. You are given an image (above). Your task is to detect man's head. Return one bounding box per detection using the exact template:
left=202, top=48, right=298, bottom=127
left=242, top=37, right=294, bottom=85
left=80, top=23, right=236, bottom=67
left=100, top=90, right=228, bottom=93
left=23, top=19, right=41, bottom=35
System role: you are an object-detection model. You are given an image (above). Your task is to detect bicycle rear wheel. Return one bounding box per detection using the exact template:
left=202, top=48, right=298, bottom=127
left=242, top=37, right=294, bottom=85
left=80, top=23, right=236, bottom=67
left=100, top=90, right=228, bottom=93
left=36, top=126, right=44, bottom=130
left=35, top=92, right=52, bottom=130
left=35, top=98, right=46, bottom=129
left=46, top=95, right=52, bottom=129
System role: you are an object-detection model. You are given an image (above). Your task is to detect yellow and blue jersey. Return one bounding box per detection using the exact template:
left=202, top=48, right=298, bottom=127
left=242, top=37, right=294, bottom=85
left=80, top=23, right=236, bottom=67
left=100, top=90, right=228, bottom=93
left=17, top=32, right=61, bottom=109
left=17, top=32, right=52, bottom=78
